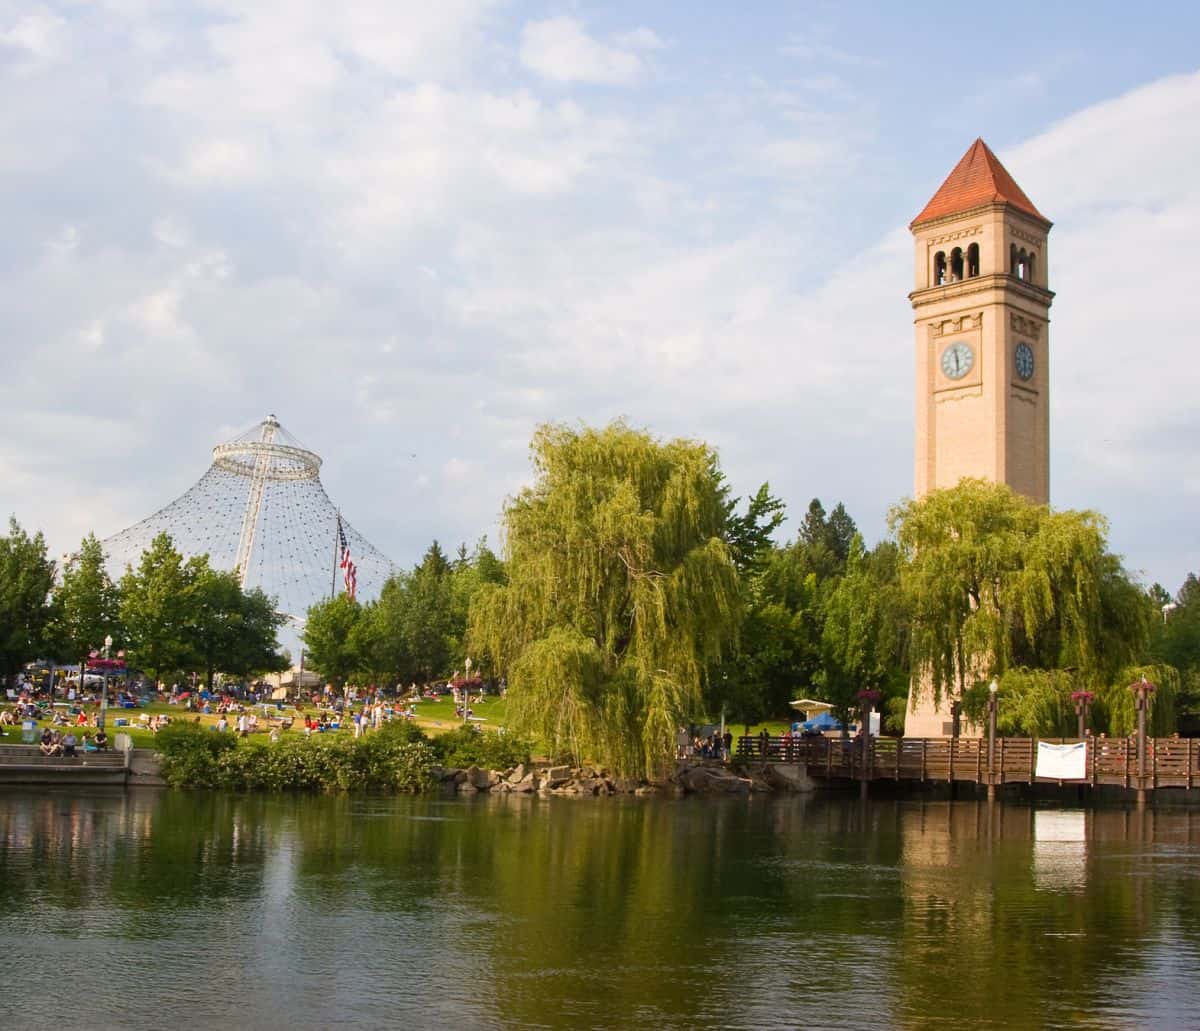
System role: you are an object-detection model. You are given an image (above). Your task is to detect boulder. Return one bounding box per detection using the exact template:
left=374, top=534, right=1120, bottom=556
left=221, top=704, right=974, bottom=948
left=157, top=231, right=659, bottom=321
left=544, top=765, right=572, bottom=788
left=465, top=765, right=492, bottom=790
left=506, top=763, right=528, bottom=785
left=514, top=772, right=538, bottom=793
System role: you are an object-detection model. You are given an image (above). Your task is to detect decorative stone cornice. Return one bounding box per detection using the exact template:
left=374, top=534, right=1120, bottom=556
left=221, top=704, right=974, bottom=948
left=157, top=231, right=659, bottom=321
left=1009, top=312, right=1043, bottom=338
left=931, top=313, right=982, bottom=338
left=1009, top=224, right=1044, bottom=248
left=928, top=226, right=983, bottom=247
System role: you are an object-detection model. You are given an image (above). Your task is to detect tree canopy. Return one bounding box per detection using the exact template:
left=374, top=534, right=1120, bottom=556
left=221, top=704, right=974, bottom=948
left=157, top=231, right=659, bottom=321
left=470, top=421, right=741, bottom=778
left=891, top=479, right=1151, bottom=709
left=118, top=533, right=285, bottom=686
left=0, top=518, right=56, bottom=677
left=49, top=532, right=121, bottom=664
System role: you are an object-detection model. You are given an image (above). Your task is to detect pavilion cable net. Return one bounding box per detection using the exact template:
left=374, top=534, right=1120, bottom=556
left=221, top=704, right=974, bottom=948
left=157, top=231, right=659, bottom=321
left=102, top=415, right=396, bottom=620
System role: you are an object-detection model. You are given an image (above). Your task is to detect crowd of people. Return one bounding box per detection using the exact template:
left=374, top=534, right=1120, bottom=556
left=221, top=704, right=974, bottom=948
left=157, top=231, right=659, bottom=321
left=676, top=728, right=734, bottom=761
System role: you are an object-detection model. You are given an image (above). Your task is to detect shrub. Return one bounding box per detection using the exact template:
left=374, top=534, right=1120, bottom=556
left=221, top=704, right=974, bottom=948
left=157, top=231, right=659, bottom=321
left=159, top=723, right=439, bottom=793
left=431, top=724, right=532, bottom=770
left=156, top=721, right=237, bottom=789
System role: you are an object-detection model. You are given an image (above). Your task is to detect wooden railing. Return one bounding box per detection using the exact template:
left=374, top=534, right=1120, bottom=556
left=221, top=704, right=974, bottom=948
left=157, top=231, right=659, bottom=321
left=735, top=735, right=1200, bottom=791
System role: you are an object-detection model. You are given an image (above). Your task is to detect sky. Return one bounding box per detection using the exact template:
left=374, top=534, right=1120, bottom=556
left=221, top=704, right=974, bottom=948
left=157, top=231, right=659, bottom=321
left=1, top=0, right=1198, bottom=596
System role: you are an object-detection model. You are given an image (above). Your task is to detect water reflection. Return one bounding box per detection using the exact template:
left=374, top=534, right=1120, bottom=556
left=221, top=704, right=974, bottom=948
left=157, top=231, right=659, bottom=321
left=2, top=790, right=1199, bottom=1030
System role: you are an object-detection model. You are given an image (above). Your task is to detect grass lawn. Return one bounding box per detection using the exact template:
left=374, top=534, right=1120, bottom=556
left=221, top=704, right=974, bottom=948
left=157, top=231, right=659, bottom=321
left=0, top=695, right=514, bottom=751
left=0, top=695, right=790, bottom=757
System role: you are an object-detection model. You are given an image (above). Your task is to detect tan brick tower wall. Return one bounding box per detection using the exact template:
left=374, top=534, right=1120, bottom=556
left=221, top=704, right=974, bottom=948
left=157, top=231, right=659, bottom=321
left=903, top=142, right=1054, bottom=737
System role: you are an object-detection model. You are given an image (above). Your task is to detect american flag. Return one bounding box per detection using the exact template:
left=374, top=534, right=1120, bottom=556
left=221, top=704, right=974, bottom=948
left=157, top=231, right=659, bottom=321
left=338, top=517, right=358, bottom=600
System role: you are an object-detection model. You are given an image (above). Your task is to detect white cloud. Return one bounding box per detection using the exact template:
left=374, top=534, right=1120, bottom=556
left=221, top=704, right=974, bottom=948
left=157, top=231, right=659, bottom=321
left=171, top=139, right=263, bottom=186
left=1, top=9, right=66, bottom=72
left=520, top=17, right=644, bottom=86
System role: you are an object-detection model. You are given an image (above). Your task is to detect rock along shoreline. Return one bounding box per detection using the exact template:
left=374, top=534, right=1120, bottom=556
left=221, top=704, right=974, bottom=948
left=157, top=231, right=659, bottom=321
left=435, top=759, right=814, bottom=797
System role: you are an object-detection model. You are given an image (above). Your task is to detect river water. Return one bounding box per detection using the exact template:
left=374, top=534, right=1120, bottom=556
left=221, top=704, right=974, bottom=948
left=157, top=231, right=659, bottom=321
left=2, top=789, right=1199, bottom=1030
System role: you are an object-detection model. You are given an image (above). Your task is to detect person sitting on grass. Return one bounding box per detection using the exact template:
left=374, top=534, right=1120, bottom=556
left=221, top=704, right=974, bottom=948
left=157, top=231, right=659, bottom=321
left=0, top=708, right=15, bottom=726
left=94, top=728, right=109, bottom=751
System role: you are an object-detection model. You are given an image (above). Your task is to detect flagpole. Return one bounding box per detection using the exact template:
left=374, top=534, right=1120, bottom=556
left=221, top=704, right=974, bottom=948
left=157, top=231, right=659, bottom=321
left=331, top=510, right=340, bottom=600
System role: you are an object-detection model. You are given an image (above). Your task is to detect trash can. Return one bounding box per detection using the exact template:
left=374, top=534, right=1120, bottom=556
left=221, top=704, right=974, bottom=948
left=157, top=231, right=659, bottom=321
left=21, top=720, right=37, bottom=744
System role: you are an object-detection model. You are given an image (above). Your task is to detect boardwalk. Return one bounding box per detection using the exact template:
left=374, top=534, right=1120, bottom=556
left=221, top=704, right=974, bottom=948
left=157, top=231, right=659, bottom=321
left=737, top=735, right=1200, bottom=795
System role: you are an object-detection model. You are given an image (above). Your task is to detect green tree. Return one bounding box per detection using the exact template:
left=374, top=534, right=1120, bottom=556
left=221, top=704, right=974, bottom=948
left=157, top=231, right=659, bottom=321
left=891, top=479, right=1151, bottom=706
left=723, top=482, right=786, bottom=575
left=0, top=517, right=56, bottom=678
left=470, top=421, right=741, bottom=779
left=118, top=534, right=196, bottom=684
left=48, top=533, right=121, bottom=694
left=302, top=593, right=364, bottom=688
left=815, top=535, right=907, bottom=732
left=403, top=542, right=458, bottom=680
left=188, top=564, right=286, bottom=689
left=1150, top=574, right=1200, bottom=716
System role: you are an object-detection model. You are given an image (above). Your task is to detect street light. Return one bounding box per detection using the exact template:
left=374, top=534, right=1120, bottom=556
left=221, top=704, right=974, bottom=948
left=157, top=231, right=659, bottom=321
left=1071, top=690, right=1095, bottom=740
left=463, top=657, right=473, bottom=726
left=98, top=634, right=113, bottom=730
left=1162, top=602, right=1178, bottom=624
left=1129, top=675, right=1157, bottom=806
left=986, top=679, right=1000, bottom=802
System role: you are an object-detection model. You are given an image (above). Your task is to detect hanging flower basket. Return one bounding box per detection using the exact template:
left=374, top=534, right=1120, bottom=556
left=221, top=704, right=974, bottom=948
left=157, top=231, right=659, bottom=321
left=856, top=689, right=883, bottom=704
left=1070, top=690, right=1095, bottom=704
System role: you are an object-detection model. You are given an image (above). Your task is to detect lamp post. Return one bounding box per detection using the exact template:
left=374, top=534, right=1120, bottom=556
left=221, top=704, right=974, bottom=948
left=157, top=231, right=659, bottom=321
left=98, top=634, right=113, bottom=730
left=1129, top=675, right=1157, bottom=806
left=463, top=657, right=472, bottom=726
left=986, top=679, right=999, bottom=803
left=856, top=690, right=882, bottom=800
left=1071, top=690, right=1095, bottom=741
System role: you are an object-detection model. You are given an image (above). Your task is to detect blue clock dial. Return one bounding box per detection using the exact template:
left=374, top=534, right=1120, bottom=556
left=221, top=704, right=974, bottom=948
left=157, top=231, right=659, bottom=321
left=1014, top=342, right=1034, bottom=380
left=940, top=341, right=974, bottom=380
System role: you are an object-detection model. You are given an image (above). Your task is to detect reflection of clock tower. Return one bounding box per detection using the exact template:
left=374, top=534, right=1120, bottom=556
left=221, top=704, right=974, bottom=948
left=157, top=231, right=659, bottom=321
left=911, top=138, right=1052, bottom=504
left=906, top=139, right=1053, bottom=737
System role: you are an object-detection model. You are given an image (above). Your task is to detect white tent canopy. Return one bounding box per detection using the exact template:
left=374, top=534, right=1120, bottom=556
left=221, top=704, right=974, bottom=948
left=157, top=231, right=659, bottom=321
left=789, top=698, right=833, bottom=715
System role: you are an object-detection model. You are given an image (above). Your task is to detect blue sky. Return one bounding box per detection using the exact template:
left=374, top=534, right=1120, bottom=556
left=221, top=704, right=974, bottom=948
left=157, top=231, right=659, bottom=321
left=2, top=1, right=1198, bottom=597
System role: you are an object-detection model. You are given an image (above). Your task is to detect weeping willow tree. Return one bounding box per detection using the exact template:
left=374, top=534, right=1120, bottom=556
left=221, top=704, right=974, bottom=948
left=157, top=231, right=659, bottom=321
left=892, top=479, right=1153, bottom=711
left=469, top=421, right=741, bottom=779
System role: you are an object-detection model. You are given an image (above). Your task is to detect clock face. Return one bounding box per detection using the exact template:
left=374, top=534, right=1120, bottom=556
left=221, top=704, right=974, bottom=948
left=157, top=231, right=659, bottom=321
left=940, top=341, right=974, bottom=380
left=1014, top=342, right=1035, bottom=381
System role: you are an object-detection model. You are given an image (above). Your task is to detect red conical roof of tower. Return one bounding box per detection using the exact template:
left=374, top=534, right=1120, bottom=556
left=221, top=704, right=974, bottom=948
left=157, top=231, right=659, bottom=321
left=911, top=138, right=1047, bottom=227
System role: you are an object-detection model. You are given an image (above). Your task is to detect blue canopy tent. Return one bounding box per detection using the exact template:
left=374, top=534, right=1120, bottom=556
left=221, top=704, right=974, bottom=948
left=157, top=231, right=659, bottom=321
left=800, top=711, right=850, bottom=733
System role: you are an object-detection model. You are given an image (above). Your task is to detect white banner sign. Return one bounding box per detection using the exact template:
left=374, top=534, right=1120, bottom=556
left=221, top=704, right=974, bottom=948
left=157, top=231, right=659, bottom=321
left=1035, top=741, right=1087, bottom=780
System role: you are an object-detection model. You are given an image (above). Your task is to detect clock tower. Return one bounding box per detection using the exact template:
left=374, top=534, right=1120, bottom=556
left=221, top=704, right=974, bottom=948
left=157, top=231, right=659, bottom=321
left=905, top=140, right=1053, bottom=737
left=910, top=138, right=1053, bottom=505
